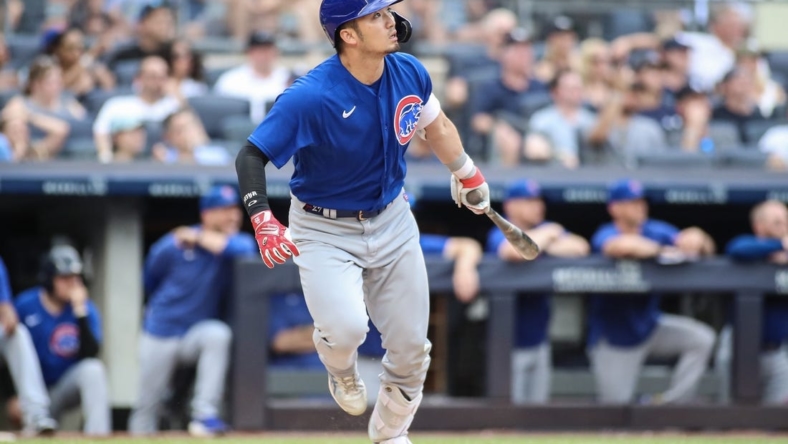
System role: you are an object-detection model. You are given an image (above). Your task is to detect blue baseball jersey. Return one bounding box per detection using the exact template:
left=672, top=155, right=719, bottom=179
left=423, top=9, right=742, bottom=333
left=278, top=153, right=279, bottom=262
left=0, top=256, right=11, bottom=304
left=487, top=224, right=552, bottom=348
left=268, top=293, right=323, bottom=369
left=15, top=287, right=102, bottom=386
left=248, top=52, right=433, bottom=212
left=143, top=226, right=257, bottom=337
left=727, top=234, right=788, bottom=347
left=588, top=219, right=679, bottom=347
left=419, top=234, right=448, bottom=255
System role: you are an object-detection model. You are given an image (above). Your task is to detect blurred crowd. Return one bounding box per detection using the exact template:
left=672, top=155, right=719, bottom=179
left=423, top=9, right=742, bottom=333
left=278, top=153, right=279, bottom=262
left=0, top=0, right=786, bottom=169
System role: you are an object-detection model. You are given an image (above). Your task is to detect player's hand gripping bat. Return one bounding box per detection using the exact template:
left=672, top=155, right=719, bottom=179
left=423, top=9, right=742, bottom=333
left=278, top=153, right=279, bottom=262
left=466, top=189, right=540, bottom=260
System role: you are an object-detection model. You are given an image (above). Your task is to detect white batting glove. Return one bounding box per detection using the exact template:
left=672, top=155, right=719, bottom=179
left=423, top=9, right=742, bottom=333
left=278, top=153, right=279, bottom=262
left=450, top=170, right=490, bottom=215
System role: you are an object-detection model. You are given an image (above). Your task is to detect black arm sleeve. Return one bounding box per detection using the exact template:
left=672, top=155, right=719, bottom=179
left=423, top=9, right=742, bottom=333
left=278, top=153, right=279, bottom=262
left=235, top=143, right=271, bottom=217
left=76, top=316, right=100, bottom=358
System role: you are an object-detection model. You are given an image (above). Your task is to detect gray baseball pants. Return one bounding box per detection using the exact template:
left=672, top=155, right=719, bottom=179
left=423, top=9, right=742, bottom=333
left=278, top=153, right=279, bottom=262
left=0, top=325, right=52, bottom=429
left=511, top=343, right=551, bottom=404
left=289, top=190, right=432, bottom=401
left=128, top=320, right=232, bottom=434
left=48, top=358, right=111, bottom=435
left=589, top=314, right=716, bottom=404
left=715, top=325, right=788, bottom=404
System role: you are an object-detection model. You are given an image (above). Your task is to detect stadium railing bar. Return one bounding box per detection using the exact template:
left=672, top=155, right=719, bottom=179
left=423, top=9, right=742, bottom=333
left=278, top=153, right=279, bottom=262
left=230, top=257, right=788, bottom=432
left=1, top=162, right=787, bottom=206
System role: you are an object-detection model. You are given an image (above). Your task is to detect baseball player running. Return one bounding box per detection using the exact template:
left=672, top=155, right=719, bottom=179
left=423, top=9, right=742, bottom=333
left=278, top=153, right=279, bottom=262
left=234, top=1, right=490, bottom=442
left=0, top=255, right=57, bottom=435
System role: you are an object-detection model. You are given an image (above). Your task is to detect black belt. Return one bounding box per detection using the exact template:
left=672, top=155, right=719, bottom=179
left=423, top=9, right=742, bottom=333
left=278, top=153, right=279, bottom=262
left=302, top=201, right=393, bottom=221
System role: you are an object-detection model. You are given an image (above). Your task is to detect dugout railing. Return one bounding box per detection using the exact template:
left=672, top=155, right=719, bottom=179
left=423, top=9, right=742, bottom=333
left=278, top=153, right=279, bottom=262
left=230, top=257, right=788, bottom=431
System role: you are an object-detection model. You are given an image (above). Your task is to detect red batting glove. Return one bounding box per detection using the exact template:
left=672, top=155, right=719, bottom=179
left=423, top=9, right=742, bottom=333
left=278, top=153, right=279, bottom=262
left=251, top=210, right=300, bottom=268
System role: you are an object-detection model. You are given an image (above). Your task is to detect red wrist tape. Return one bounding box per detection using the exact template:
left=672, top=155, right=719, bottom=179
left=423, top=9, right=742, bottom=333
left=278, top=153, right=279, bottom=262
left=460, top=168, right=485, bottom=189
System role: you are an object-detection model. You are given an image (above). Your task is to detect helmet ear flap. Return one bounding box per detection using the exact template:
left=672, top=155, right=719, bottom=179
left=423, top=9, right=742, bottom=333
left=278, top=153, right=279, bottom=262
left=392, top=11, right=412, bottom=43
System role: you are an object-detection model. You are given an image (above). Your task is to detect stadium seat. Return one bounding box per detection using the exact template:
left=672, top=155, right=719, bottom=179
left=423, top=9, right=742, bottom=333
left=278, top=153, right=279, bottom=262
left=60, top=138, right=97, bottom=160
left=6, top=34, right=41, bottom=70
left=634, top=151, right=715, bottom=169
left=222, top=115, right=257, bottom=143
left=205, top=66, right=231, bottom=88
left=520, top=91, right=554, bottom=117
left=144, top=121, right=164, bottom=155
left=66, top=118, right=94, bottom=140
left=766, top=51, right=788, bottom=80
left=718, top=149, right=770, bottom=168
left=602, top=9, right=654, bottom=41
left=744, top=119, right=786, bottom=146
left=81, top=87, right=134, bottom=117
left=188, top=95, right=250, bottom=140
left=113, top=60, right=141, bottom=87
left=707, top=120, right=742, bottom=150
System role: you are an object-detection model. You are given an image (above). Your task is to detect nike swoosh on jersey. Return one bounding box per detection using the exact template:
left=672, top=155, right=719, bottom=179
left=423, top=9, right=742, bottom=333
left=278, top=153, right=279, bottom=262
left=25, top=314, right=40, bottom=327
left=343, top=106, right=357, bottom=118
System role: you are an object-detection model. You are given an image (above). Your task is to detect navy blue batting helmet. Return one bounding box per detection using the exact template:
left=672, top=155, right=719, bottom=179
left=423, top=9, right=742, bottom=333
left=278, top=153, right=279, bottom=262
left=39, top=245, right=83, bottom=293
left=319, top=0, right=411, bottom=47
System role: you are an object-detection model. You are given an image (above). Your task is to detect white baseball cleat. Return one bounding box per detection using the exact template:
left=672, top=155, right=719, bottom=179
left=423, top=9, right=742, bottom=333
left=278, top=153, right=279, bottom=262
left=328, top=373, right=367, bottom=416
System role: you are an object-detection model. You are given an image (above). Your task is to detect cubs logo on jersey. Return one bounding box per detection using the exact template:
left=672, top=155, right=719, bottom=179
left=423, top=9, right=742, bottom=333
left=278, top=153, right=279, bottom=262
left=394, top=95, right=423, bottom=145
left=49, top=323, right=79, bottom=358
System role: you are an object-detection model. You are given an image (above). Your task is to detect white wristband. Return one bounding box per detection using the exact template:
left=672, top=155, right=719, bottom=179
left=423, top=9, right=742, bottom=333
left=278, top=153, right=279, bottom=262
left=452, top=156, right=475, bottom=179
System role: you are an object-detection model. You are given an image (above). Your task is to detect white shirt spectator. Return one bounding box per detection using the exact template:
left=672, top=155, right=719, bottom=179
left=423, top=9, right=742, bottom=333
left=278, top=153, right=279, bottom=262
left=160, top=144, right=231, bottom=166
left=180, top=78, right=209, bottom=98
left=213, top=65, right=291, bottom=122
left=529, top=105, right=596, bottom=159
left=759, top=125, right=788, bottom=165
left=93, top=94, right=179, bottom=135
left=678, top=31, right=734, bottom=93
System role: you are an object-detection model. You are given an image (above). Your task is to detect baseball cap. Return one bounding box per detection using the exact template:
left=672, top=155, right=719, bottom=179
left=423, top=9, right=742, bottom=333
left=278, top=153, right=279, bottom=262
left=674, top=84, right=706, bottom=101
left=503, top=28, right=532, bottom=46
left=608, top=179, right=645, bottom=203
left=138, top=0, right=173, bottom=22
left=109, top=117, right=145, bottom=135
left=505, top=179, right=542, bottom=201
left=200, top=185, right=240, bottom=212
left=248, top=32, right=277, bottom=49
left=662, top=36, right=690, bottom=51
left=40, top=27, right=63, bottom=52
left=545, top=15, right=575, bottom=37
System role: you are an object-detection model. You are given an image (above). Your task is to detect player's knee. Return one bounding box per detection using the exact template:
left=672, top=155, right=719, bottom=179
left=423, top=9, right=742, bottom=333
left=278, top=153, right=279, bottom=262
left=201, top=321, right=233, bottom=348
left=689, top=323, right=716, bottom=355
left=324, top=319, right=368, bottom=351
left=9, top=324, right=32, bottom=342
left=77, top=358, right=107, bottom=382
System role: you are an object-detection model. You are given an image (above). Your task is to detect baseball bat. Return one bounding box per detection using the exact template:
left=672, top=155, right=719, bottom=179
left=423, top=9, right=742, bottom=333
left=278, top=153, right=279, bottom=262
left=466, top=189, right=540, bottom=260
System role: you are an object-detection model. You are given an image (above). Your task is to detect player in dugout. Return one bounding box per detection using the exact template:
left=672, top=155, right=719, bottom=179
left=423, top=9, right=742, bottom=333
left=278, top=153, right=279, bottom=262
left=128, top=185, right=257, bottom=436
left=14, top=245, right=111, bottom=435
left=589, top=178, right=716, bottom=405
left=487, top=179, right=590, bottom=404
left=719, top=199, right=788, bottom=404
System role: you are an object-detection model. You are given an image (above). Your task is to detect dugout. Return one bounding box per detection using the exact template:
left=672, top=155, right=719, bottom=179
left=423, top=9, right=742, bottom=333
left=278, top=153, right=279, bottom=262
left=0, top=162, right=786, bottom=431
